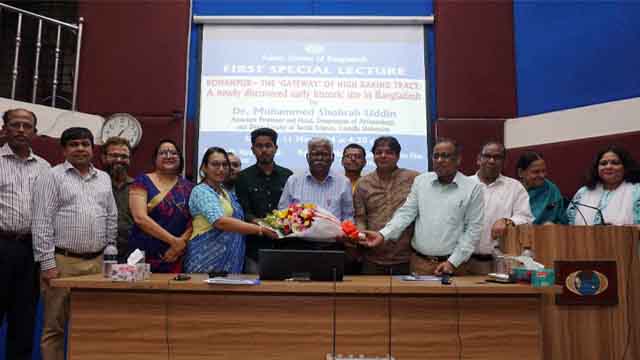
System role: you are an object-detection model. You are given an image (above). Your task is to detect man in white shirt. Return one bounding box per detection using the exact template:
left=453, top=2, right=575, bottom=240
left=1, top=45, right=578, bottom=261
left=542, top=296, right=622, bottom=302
left=469, top=141, right=533, bottom=275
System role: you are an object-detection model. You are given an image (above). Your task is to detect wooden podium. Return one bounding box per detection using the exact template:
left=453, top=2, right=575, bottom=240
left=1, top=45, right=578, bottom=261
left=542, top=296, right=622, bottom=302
left=502, top=225, right=639, bottom=360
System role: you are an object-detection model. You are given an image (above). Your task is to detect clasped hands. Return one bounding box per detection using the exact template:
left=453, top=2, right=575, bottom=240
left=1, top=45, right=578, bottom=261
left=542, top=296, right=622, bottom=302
left=163, top=233, right=190, bottom=262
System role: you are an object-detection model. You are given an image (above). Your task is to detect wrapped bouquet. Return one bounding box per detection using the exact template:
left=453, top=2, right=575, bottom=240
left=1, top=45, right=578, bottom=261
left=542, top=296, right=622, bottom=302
left=261, top=203, right=363, bottom=243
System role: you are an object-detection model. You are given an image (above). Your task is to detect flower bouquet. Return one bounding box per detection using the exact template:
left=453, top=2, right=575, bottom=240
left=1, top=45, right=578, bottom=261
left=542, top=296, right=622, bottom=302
left=261, top=203, right=363, bottom=243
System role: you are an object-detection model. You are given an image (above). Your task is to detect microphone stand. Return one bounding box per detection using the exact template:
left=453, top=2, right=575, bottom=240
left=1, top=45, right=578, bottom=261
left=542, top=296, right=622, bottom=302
left=570, top=200, right=608, bottom=225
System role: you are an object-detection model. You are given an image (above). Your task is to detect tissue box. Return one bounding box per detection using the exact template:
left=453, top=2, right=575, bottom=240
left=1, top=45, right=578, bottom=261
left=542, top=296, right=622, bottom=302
left=531, top=268, right=555, bottom=288
left=110, top=264, right=137, bottom=282
left=110, top=263, right=151, bottom=282
left=511, top=267, right=533, bottom=283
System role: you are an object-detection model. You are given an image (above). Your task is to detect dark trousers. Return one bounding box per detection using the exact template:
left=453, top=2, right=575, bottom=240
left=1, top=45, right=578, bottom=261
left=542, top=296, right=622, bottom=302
left=0, top=235, right=39, bottom=360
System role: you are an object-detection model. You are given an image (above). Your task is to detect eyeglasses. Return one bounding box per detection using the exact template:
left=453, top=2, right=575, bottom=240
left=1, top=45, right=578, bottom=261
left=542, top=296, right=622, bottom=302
left=480, top=153, right=505, bottom=161
left=229, top=161, right=241, bottom=168
left=7, top=121, right=34, bottom=130
left=158, top=150, right=178, bottom=157
left=599, top=159, right=622, bottom=166
left=432, top=152, right=456, bottom=160
left=106, top=153, right=130, bottom=160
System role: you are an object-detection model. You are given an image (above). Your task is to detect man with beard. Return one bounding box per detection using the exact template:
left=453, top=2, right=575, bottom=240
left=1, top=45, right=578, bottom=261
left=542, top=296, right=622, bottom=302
left=278, top=137, right=354, bottom=251
left=342, top=143, right=367, bottom=192
left=101, top=137, right=134, bottom=263
left=224, top=152, right=242, bottom=194
left=469, top=141, right=533, bottom=275
left=0, top=108, right=50, bottom=360
left=236, top=128, right=292, bottom=273
left=361, top=138, right=484, bottom=276
left=32, top=127, right=117, bottom=360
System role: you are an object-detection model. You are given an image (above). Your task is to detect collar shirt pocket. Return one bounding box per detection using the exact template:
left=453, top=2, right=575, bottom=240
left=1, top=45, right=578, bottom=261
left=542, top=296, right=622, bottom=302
left=444, top=195, right=467, bottom=225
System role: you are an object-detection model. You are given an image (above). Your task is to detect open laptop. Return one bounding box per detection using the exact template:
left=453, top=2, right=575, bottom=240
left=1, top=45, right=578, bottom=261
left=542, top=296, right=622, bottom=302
left=258, top=249, right=345, bottom=281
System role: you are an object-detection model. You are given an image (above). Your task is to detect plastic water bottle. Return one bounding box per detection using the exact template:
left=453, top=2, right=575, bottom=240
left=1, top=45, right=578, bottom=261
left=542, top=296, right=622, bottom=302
left=103, top=241, right=118, bottom=278
left=492, top=245, right=506, bottom=274
left=521, top=246, right=535, bottom=260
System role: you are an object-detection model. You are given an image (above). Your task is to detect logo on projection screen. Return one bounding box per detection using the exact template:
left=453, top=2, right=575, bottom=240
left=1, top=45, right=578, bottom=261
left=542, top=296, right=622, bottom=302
left=304, top=44, right=325, bottom=55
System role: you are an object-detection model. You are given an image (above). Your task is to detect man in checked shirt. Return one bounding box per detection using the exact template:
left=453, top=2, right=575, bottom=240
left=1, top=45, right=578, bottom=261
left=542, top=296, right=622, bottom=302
left=32, top=127, right=117, bottom=360
left=0, top=108, right=50, bottom=360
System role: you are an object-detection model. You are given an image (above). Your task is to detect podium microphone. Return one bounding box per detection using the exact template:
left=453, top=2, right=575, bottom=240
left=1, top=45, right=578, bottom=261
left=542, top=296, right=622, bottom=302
left=570, top=200, right=609, bottom=225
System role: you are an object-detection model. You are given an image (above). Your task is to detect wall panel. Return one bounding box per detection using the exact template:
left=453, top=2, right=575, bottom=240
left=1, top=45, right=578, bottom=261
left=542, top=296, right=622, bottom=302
left=434, top=0, right=517, bottom=119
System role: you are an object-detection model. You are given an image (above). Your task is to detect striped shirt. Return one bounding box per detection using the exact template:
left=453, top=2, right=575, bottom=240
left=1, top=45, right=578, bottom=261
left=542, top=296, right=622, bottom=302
left=0, top=143, right=51, bottom=234
left=278, top=170, right=354, bottom=221
left=32, top=161, right=118, bottom=270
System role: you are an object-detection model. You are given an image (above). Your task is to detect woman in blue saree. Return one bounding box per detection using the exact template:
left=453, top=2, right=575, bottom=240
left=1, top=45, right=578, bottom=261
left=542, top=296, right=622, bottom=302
left=184, top=147, right=278, bottom=273
left=516, top=151, right=568, bottom=225
left=129, top=140, right=194, bottom=273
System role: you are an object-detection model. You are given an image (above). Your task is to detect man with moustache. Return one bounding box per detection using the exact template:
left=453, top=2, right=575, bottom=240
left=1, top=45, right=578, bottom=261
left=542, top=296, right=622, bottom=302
left=278, top=137, right=354, bottom=250
left=101, top=137, right=134, bottom=263
left=469, top=141, right=533, bottom=275
left=354, top=136, right=419, bottom=275
left=32, top=127, right=117, bottom=360
left=341, top=143, right=367, bottom=274
left=236, top=128, right=292, bottom=273
left=361, top=138, right=484, bottom=276
left=224, top=152, right=242, bottom=194
left=342, top=143, right=367, bottom=192
left=0, top=108, right=50, bottom=360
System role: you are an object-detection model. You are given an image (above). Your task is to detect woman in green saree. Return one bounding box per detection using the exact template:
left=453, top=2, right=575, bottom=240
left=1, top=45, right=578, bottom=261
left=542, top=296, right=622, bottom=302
left=516, top=151, right=568, bottom=225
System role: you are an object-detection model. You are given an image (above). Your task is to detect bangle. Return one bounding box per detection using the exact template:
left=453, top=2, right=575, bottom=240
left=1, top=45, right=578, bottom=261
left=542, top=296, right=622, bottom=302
left=257, top=225, right=263, bottom=236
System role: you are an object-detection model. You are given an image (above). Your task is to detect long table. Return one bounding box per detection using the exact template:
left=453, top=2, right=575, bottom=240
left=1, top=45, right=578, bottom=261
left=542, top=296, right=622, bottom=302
left=53, top=274, right=552, bottom=360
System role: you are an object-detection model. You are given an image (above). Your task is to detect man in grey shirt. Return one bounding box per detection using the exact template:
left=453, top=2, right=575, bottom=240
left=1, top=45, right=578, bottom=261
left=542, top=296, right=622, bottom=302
left=32, top=127, right=117, bottom=360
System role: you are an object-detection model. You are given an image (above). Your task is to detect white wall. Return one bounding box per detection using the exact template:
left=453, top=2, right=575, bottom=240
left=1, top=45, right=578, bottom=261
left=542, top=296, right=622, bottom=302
left=505, top=97, right=640, bottom=149
left=1, top=97, right=104, bottom=143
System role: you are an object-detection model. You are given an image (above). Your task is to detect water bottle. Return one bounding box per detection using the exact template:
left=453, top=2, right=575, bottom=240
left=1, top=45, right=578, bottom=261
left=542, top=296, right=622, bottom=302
left=103, top=241, right=118, bottom=278
left=492, top=244, right=506, bottom=274
left=521, top=246, right=535, bottom=260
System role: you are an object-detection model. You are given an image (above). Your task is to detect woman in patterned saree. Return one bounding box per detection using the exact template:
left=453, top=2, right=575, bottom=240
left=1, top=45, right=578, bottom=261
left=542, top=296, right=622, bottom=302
left=184, top=147, right=278, bottom=273
left=129, top=140, right=194, bottom=273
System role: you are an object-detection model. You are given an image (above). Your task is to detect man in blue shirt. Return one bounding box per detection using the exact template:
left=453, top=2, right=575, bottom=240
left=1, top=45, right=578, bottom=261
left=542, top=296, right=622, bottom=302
left=278, top=137, right=353, bottom=250
left=361, top=138, right=484, bottom=275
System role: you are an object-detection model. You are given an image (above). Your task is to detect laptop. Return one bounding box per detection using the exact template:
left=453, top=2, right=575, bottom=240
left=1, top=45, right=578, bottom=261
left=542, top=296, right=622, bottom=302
left=258, top=249, right=345, bottom=281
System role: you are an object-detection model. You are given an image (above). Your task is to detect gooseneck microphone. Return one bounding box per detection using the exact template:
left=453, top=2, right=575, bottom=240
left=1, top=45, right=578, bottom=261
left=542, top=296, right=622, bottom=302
left=570, top=200, right=608, bottom=225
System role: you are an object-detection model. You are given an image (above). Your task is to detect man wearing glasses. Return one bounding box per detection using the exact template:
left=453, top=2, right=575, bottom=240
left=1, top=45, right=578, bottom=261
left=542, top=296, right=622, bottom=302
left=341, top=143, right=367, bottom=193
left=361, top=138, right=484, bottom=276
left=278, top=137, right=354, bottom=250
left=224, top=152, right=242, bottom=194
left=469, top=141, right=533, bottom=275
left=0, top=108, right=50, bottom=360
left=101, top=137, right=134, bottom=263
